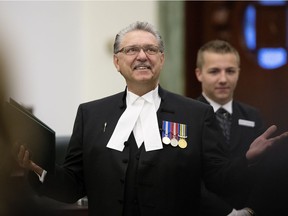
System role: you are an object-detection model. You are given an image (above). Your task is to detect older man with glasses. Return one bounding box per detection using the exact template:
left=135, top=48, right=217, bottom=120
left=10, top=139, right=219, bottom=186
left=18, top=21, right=288, bottom=216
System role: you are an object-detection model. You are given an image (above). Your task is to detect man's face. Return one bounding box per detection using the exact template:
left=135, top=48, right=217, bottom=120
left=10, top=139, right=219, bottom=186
left=113, top=30, right=165, bottom=93
left=195, top=52, right=240, bottom=105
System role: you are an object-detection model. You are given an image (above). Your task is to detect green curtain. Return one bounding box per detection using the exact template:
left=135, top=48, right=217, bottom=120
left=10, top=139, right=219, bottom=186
left=158, top=1, right=185, bottom=95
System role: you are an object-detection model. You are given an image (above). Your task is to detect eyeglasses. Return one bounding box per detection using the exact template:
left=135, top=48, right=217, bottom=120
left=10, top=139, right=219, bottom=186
left=116, top=45, right=162, bottom=55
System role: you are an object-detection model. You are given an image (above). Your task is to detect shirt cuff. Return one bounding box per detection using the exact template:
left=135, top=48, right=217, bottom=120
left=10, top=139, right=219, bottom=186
left=35, top=169, right=47, bottom=183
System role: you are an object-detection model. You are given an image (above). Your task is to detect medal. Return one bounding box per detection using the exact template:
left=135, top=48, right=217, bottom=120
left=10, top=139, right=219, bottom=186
left=162, top=121, right=187, bottom=148
left=178, top=139, right=187, bottom=148
left=162, top=136, right=171, bottom=145
left=178, top=123, right=188, bottom=149
left=170, top=138, right=178, bottom=147
left=162, top=121, right=171, bottom=144
left=170, top=122, right=178, bottom=147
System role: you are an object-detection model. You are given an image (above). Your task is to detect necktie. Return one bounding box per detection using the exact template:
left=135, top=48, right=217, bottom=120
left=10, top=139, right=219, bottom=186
left=106, top=94, right=163, bottom=152
left=216, top=107, right=232, bottom=145
left=106, top=97, right=145, bottom=151
left=138, top=96, right=163, bottom=151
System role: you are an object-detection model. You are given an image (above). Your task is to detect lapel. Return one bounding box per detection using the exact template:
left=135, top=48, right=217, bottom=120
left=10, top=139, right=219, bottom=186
left=104, top=90, right=127, bottom=138
left=102, top=90, right=126, bottom=149
left=229, top=102, right=244, bottom=150
left=196, top=95, right=240, bottom=150
left=103, top=90, right=130, bottom=171
left=157, top=86, right=178, bottom=131
left=196, top=94, right=208, bottom=104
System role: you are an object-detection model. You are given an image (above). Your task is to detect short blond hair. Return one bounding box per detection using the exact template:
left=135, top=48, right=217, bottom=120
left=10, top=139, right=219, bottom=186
left=196, top=40, right=240, bottom=69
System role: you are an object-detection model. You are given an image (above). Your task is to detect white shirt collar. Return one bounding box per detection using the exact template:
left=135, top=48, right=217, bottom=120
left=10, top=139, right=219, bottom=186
left=202, top=92, right=233, bottom=114
left=126, top=86, right=161, bottom=110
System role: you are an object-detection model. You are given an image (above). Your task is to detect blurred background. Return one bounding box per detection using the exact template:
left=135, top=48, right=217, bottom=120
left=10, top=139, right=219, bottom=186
left=0, top=0, right=287, bottom=137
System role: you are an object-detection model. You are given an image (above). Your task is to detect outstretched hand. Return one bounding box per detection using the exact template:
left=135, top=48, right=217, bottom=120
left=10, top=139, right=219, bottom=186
left=18, top=145, right=44, bottom=176
left=246, top=125, right=288, bottom=161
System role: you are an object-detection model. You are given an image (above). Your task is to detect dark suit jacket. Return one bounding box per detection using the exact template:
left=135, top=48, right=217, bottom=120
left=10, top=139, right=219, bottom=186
left=32, top=87, right=249, bottom=216
left=197, top=95, right=264, bottom=215
left=248, top=138, right=288, bottom=216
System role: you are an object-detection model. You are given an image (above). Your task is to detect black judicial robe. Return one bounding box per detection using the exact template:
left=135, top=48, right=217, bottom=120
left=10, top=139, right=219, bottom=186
left=31, top=86, right=249, bottom=216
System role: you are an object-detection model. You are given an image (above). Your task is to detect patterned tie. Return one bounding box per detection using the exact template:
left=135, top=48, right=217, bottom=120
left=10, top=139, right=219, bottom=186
left=216, top=107, right=232, bottom=145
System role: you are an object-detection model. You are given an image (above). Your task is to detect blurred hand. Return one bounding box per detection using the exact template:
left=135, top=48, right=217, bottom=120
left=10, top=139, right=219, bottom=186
left=246, top=125, right=288, bottom=161
left=227, top=208, right=252, bottom=216
left=17, top=145, right=44, bottom=176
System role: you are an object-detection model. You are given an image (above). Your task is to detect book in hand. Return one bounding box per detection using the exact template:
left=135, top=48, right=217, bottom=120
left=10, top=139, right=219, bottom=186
left=5, top=98, right=55, bottom=173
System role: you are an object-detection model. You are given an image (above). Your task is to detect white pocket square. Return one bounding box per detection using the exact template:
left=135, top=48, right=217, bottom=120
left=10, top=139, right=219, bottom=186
left=238, top=119, right=255, bottom=127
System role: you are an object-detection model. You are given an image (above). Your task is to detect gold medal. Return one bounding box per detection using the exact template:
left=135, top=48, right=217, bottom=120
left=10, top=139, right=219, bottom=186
left=178, top=123, right=187, bottom=149
left=178, top=138, right=187, bottom=149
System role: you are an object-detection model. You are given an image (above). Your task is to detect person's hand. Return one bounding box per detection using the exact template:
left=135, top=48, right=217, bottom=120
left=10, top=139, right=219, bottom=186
left=246, top=125, right=288, bottom=161
left=227, top=208, right=254, bottom=216
left=18, top=144, right=44, bottom=176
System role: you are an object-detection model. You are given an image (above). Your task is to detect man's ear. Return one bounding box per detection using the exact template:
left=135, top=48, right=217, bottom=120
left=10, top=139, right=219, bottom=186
left=113, top=54, right=120, bottom=72
left=195, top=68, right=202, bottom=82
left=158, top=52, right=165, bottom=71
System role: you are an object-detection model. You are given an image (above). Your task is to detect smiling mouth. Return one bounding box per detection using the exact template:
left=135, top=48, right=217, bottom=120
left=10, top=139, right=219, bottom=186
left=134, top=65, right=151, bottom=70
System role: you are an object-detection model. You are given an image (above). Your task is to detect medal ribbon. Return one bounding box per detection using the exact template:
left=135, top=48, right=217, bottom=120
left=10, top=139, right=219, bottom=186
left=162, top=121, right=170, bottom=138
left=179, top=123, right=187, bottom=139
left=172, top=122, right=179, bottom=140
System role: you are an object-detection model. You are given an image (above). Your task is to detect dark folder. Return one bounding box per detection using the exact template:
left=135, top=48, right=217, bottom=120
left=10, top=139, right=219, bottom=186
left=5, top=98, right=55, bottom=172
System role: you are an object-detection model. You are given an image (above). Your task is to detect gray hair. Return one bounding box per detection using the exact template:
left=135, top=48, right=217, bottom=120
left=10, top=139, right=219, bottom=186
left=196, top=40, right=240, bottom=68
left=113, top=21, right=164, bottom=54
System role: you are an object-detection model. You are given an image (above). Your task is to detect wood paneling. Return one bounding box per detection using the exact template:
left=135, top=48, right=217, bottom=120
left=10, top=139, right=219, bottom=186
left=185, top=1, right=288, bottom=133
left=256, top=5, right=287, bottom=48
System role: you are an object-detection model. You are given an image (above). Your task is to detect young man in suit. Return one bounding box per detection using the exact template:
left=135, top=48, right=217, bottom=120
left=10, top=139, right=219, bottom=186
left=195, top=40, right=264, bottom=215
left=18, top=22, right=287, bottom=216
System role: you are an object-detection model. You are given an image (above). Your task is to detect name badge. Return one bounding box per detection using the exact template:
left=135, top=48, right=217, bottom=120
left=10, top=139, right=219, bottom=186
left=238, top=119, right=255, bottom=127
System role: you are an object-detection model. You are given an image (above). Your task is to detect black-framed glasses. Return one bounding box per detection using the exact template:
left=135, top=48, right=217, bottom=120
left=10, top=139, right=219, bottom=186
left=116, top=45, right=161, bottom=55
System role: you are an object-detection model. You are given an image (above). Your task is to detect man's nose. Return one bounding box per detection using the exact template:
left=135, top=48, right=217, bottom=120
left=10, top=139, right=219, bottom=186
left=219, top=71, right=227, bottom=82
left=136, top=48, right=148, bottom=59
